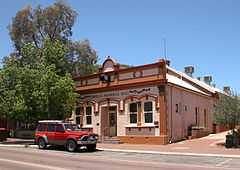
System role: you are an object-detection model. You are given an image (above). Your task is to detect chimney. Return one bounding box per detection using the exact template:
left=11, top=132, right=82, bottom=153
left=223, top=86, right=231, bottom=94
left=203, top=76, right=212, bottom=85
left=184, top=66, right=194, bottom=77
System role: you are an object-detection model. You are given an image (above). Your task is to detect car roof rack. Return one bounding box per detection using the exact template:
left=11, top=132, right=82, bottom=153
left=38, top=120, right=63, bottom=123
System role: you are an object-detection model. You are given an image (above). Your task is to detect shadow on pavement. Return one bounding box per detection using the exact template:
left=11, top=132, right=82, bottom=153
left=45, top=145, right=102, bottom=153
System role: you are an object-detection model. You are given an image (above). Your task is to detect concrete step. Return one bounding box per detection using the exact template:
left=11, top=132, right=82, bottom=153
left=99, top=137, right=123, bottom=144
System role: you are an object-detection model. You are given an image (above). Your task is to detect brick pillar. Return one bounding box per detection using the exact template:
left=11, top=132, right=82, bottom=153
left=159, top=90, right=168, bottom=144
left=80, top=106, right=84, bottom=128
left=137, top=102, right=142, bottom=126
left=157, top=59, right=168, bottom=144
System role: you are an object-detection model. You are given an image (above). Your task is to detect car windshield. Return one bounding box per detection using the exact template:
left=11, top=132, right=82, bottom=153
left=64, top=124, right=79, bottom=131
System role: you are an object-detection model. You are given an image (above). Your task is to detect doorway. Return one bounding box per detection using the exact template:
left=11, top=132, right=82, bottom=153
left=109, top=106, right=117, bottom=137
left=101, top=106, right=117, bottom=137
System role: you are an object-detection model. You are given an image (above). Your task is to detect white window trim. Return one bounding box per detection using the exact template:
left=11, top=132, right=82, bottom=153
left=142, top=100, right=155, bottom=125
left=82, top=125, right=93, bottom=128
left=128, top=101, right=138, bottom=125
left=85, top=105, right=93, bottom=125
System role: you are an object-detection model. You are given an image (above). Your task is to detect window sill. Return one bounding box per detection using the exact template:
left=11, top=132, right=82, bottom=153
left=82, top=125, right=93, bottom=128
left=125, top=124, right=156, bottom=128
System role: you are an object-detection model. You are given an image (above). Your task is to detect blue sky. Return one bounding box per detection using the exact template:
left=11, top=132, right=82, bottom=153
left=0, top=0, right=239, bottom=91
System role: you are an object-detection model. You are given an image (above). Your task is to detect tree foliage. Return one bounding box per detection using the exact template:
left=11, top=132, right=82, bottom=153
left=8, top=0, right=97, bottom=76
left=0, top=40, right=78, bottom=125
left=214, top=93, right=240, bottom=131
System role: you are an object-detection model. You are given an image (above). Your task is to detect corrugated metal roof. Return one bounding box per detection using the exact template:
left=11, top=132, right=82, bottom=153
left=166, top=66, right=224, bottom=95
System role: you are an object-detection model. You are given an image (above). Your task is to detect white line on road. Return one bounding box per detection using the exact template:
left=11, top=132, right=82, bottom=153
left=97, top=148, right=240, bottom=158
left=0, top=158, right=71, bottom=170
left=216, top=158, right=233, bottom=167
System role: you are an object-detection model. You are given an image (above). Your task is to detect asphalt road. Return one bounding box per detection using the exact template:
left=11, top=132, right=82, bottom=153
left=0, top=146, right=239, bottom=170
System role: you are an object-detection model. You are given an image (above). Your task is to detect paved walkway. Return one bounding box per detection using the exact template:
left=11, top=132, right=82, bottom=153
left=97, top=131, right=240, bottom=156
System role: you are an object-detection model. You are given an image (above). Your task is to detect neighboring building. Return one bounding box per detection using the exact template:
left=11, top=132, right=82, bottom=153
left=72, top=57, right=222, bottom=144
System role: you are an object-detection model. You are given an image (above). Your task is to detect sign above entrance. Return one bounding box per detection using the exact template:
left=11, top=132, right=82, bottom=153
left=80, top=86, right=158, bottom=102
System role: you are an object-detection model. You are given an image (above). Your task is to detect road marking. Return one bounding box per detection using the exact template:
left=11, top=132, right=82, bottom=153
left=216, top=158, right=233, bottom=167
left=0, top=158, right=71, bottom=170
left=97, top=148, right=240, bottom=158
left=171, top=147, right=189, bottom=150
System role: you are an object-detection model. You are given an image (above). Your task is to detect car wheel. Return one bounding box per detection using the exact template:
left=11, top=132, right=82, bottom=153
left=38, top=138, right=47, bottom=149
left=87, top=144, right=96, bottom=152
left=66, top=140, right=77, bottom=152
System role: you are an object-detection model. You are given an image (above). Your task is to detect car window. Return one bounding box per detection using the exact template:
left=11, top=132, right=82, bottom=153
left=64, top=124, right=79, bottom=131
left=37, top=124, right=46, bottom=132
left=47, top=124, right=55, bottom=132
left=56, top=124, right=64, bottom=132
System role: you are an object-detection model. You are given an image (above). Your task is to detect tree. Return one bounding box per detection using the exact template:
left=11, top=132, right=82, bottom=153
left=0, top=40, right=78, bottom=126
left=8, top=1, right=76, bottom=50
left=8, top=0, right=97, bottom=76
left=214, top=92, right=240, bottom=133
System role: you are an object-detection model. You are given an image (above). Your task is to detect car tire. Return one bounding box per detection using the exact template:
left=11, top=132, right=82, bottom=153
left=66, top=139, right=77, bottom=152
left=38, top=138, right=47, bottom=149
left=87, top=144, right=96, bottom=152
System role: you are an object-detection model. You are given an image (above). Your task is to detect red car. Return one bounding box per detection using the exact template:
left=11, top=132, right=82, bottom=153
left=35, top=120, right=98, bottom=152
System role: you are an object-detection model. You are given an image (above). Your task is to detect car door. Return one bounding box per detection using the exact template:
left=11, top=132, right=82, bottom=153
left=47, top=124, right=56, bottom=144
left=54, top=124, right=66, bottom=145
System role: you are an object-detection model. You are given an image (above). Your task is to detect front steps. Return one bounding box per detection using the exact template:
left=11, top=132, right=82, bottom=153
left=99, top=136, right=123, bottom=144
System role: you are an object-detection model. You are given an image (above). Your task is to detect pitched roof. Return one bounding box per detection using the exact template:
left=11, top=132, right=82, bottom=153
left=166, top=66, right=224, bottom=95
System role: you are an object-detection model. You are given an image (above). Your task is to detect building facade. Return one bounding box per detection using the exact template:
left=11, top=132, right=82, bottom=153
left=72, top=57, right=220, bottom=144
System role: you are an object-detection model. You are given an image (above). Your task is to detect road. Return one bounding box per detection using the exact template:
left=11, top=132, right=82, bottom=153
left=0, top=146, right=239, bottom=170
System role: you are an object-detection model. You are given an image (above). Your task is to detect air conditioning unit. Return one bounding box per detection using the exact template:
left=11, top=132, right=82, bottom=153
left=223, top=86, right=231, bottom=94
left=184, top=66, right=194, bottom=77
left=203, top=76, right=212, bottom=85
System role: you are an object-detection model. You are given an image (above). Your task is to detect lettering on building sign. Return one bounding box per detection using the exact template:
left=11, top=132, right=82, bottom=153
left=129, top=88, right=150, bottom=94
left=80, top=87, right=155, bottom=100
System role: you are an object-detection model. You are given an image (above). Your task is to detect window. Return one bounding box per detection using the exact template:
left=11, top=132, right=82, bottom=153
left=76, top=117, right=81, bottom=124
left=76, top=107, right=83, bottom=116
left=195, top=107, right=199, bottom=125
left=129, top=103, right=137, bottom=124
left=47, top=124, right=55, bottom=132
left=176, top=104, right=179, bottom=113
left=144, top=101, right=153, bottom=123
left=185, top=105, right=188, bottom=112
left=37, top=124, right=46, bottom=132
left=204, top=109, right=207, bottom=127
left=76, top=107, right=83, bottom=124
left=86, top=106, right=92, bottom=125
left=56, top=124, right=64, bottom=132
left=64, top=124, right=75, bottom=131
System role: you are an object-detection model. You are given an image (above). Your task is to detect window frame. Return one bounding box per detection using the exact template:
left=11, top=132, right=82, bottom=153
left=37, top=124, right=46, bottom=132
left=204, top=108, right=207, bottom=127
left=85, top=105, right=92, bottom=125
left=176, top=104, right=179, bottom=113
left=195, top=107, right=199, bottom=126
left=56, top=124, right=65, bottom=132
left=47, top=124, right=55, bottom=132
left=143, top=101, right=154, bottom=124
left=75, top=106, right=83, bottom=125
left=129, top=102, right=138, bottom=124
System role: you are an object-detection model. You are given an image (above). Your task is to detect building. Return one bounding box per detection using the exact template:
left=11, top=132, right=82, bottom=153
left=72, top=57, right=222, bottom=144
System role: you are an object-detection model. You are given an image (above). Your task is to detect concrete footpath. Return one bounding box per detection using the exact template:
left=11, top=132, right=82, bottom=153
left=1, top=131, right=240, bottom=158
left=97, top=131, right=240, bottom=157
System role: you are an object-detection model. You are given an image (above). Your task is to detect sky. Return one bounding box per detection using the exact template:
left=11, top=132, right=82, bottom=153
left=0, top=0, right=240, bottom=91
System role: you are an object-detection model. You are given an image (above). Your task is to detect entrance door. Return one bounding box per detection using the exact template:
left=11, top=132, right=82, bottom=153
left=109, top=106, right=117, bottom=137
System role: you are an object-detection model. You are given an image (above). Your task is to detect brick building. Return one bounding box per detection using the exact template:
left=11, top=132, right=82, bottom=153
left=71, top=57, right=222, bottom=144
